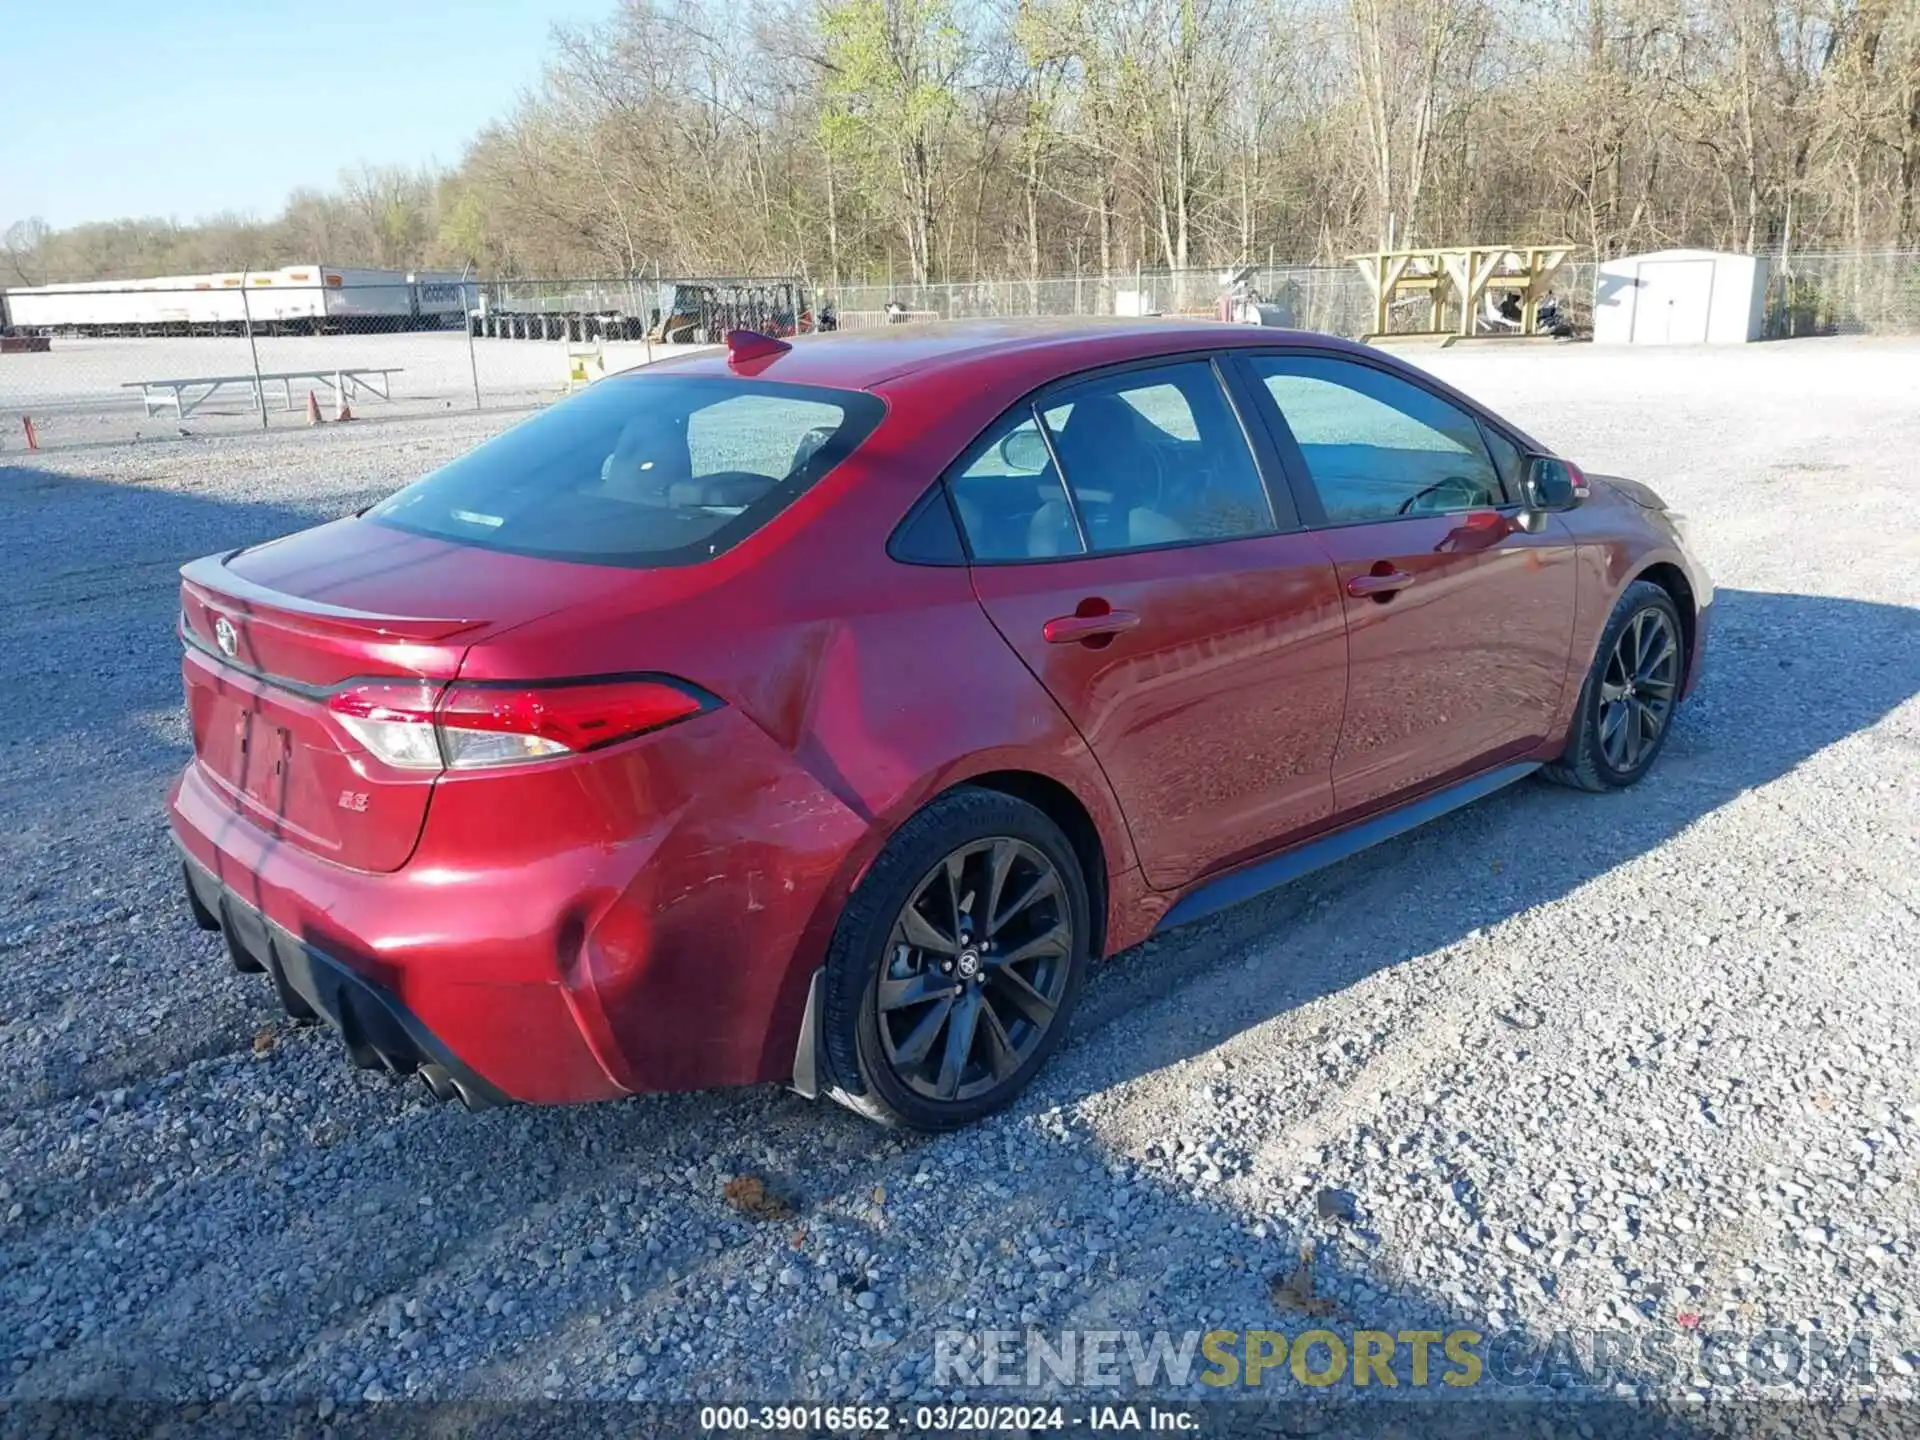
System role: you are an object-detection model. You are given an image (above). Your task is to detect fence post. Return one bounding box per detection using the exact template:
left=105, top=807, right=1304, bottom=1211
left=240, top=269, right=266, bottom=431
left=462, top=265, right=482, bottom=410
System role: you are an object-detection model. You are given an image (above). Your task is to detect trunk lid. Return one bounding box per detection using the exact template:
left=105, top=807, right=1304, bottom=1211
left=178, top=515, right=636, bottom=873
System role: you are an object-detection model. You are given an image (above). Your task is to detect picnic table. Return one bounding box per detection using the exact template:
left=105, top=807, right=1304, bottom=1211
left=123, top=367, right=403, bottom=419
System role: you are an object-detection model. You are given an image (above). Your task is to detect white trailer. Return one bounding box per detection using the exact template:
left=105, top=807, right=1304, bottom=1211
left=3, top=265, right=473, bottom=335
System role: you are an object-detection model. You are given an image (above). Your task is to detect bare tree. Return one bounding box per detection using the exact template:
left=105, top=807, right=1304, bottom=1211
left=11, top=0, right=1920, bottom=286
left=2, top=218, right=50, bottom=286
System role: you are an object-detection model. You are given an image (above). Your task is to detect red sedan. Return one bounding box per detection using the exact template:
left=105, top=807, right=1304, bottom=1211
left=170, top=321, right=1710, bottom=1130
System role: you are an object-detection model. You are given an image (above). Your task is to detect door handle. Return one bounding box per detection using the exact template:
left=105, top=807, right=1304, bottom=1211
left=1043, top=608, right=1141, bottom=644
left=1346, top=567, right=1415, bottom=600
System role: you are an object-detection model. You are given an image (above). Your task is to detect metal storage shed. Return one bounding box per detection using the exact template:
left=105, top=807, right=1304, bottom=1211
left=1592, top=249, right=1769, bottom=345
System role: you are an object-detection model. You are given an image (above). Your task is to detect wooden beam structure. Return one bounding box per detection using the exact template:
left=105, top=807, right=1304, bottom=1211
left=1352, top=244, right=1573, bottom=341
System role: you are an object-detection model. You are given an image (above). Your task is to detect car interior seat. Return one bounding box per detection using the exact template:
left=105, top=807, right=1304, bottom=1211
left=601, top=414, right=695, bottom=507
left=1030, top=394, right=1188, bottom=554
left=603, top=414, right=782, bottom=510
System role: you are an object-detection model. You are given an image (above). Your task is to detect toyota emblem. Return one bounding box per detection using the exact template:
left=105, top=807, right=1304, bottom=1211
left=213, top=616, right=238, bottom=659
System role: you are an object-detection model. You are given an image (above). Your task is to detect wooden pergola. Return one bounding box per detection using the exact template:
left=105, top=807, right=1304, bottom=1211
left=1352, top=244, right=1573, bottom=340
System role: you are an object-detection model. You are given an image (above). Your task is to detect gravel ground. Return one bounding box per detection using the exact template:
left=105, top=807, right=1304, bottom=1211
left=1, top=337, right=1917, bottom=1421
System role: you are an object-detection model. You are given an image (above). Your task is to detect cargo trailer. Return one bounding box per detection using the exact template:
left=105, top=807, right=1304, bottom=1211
left=2, top=266, right=474, bottom=336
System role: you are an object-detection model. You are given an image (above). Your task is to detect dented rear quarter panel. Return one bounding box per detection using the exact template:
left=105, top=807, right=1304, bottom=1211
left=457, top=392, right=1140, bottom=1087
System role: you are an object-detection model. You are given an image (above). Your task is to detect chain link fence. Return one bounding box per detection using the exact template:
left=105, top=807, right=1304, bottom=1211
left=2, top=252, right=1914, bottom=452
left=828, top=263, right=1598, bottom=337
left=1764, top=250, right=1920, bottom=338
left=472, top=276, right=812, bottom=341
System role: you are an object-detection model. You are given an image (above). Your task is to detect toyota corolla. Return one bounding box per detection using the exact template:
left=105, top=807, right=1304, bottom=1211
left=170, top=321, right=1709, bottom=1130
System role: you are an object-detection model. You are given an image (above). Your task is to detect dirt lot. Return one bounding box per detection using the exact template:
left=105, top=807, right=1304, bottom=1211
left=1, top=337, right=1916, bottom=1416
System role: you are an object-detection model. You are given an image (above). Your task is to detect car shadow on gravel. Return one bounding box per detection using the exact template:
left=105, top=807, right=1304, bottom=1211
left=1060, top=584, right=1920, bottom=1095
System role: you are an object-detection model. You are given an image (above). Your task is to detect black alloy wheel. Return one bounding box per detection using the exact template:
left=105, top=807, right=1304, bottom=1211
left=1543, top=579, right=1687, bottom=792
left=1597, top=605, right=1680, bottom=772
left=874, top=837, right=1073, bottom=1104
left=821, top=787, right=1090, bottom=1131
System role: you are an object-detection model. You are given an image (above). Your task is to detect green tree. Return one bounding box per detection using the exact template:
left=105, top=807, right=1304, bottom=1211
left=817, top=0, right=969, bottom=283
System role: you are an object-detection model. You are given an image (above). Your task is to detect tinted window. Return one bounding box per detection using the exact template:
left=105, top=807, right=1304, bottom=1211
left=1040, top=362, right=1273, bottom=553
left=1250, top=356, right=1503, bottom=523
left=889, top=486, right=967, bottom=565
left=947, top=410, right=1083, bottom=560
left=1480, top=421, right=1526, bottom=493
left=1044, top=382, right=1199, bottom=442
left=687, top=394, right=846, bottom=478
left=367, top=376, right=882, bottom=566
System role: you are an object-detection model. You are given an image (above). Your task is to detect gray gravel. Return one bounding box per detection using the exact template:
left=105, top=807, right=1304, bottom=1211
left=0, top=337, right=1916, bottom=1410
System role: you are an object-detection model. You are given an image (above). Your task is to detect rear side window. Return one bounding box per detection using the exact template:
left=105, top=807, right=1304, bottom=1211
left=947, top=360, right=1273, bottom=562
left=947, top=411, right=1083, bottom=561
left=368, top=376, right=883, bottom=566
left=1040, top=362, right=1272, bottom=552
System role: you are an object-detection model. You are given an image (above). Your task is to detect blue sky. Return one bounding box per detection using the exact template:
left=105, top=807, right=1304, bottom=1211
left=0, top=0, right=601, bottom=231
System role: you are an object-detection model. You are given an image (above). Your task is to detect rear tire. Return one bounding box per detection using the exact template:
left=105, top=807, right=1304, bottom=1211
left=1543, top=580, right=1685, bottom=792
left=821, top=789, right=1090, bottom=1132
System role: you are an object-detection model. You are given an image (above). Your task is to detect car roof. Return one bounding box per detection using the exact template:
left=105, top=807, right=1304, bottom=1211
left=632, top=318, right=1375, bottom=392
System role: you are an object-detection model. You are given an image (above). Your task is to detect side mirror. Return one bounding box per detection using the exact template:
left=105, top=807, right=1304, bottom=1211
left=999, top=427, right=1051, bottom=473
left=1521, top=455, right=1587, bottom=513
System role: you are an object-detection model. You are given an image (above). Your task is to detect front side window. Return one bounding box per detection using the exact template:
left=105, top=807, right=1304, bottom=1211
left=1248, top=355, right=1504, bottom=523
left=1479, top=421, right=1527, bottom=493
left=368, top=376, right=882, bottom=566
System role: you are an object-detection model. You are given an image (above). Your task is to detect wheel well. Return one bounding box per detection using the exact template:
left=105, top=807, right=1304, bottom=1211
left=963, top=770, right=1109, bottom=958
left=1635, top=562, right=1696, bottom=668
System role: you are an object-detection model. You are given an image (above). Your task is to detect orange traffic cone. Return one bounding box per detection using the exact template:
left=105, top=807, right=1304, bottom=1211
left=305, top=390, right=323, bottom=426
left=334, top=392, right=353, bottom=423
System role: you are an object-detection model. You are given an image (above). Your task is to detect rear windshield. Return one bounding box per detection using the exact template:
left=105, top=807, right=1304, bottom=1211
left=367, top=375, right=884, bottom=566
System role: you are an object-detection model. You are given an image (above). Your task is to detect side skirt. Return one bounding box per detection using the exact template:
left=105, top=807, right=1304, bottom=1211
left=1154, top=761, right=1541, bottom=934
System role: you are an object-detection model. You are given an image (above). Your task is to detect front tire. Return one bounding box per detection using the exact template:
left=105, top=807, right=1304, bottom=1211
left=1543, top=579, right=1685, bottom=792
left=821, top=789, right=1090, bottom=1131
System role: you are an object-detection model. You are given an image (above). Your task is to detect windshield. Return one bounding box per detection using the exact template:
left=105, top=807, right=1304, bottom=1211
left=367, top=375, right=884, bottom=566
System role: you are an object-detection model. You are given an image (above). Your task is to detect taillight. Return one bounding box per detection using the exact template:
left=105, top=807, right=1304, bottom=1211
left=1567, top=461, right=1591, bottom=500
left=329, top=681, right=444, bottom=770
left=326, top=676, right=713, bottom=772
left=435, top=678, right=710, bottom=769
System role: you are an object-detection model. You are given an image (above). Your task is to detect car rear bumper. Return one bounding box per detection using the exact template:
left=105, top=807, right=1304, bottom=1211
left=169, top=758, right=632, bottom=1106
left=179, top=848, right=510, bottom=1109
left=167, top=693, right=875, bottom=1106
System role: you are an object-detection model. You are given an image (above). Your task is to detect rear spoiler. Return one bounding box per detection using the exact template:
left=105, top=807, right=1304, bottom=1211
left=180, top=549, right=486, bottom=643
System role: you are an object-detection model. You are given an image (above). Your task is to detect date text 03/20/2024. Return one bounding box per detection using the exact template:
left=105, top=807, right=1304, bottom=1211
left=695, top=1404, right=1198, bottom=1431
